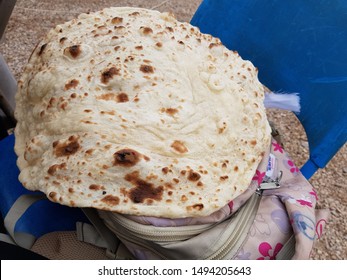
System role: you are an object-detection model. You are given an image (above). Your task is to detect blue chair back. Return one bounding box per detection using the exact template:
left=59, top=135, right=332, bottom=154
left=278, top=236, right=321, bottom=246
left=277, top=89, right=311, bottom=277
left=191, top=0, right=347, bottom=179
left=0, top=134, right=89, bottom=239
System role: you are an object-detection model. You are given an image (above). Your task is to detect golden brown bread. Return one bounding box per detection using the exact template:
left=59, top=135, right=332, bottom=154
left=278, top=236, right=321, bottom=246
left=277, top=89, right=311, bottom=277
left=14, top=7, right=271, bottom=218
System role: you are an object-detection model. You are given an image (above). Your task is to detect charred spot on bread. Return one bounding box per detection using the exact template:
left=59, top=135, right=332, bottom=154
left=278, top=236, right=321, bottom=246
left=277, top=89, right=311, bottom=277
left=171, top=140, right=188, bottom=153
left=113, top=149, right=141, bottom=167
left=101, top=67, right=120, bottom=83
left=101, top=195, right=120, bottom=206
left=111, top=17, right=123, bottom=24
left=140, top=64, right=154, bottom=74
left=67, top=45, right=81, bottom=58
left=187, top=170, right=201, bottom=182
left=47, top=163, right=67, bottom=175
left=64, top=79, right=79, bottom=90
left=125, top=171, right=164, bottom=203
left=53, top=137, right=81, bottom=157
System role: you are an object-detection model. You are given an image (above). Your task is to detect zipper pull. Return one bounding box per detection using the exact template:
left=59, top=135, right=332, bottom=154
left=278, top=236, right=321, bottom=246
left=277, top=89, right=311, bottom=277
left=256, top=171, right=283, bottom=195
left=259, top=181, right=280, bottom=190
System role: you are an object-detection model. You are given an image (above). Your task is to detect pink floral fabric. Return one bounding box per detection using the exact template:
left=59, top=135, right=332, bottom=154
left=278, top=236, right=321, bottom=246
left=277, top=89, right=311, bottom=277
left=272, top=141, right=284, bottom=153
left=252, top=170, right=266, bottom=186
left=257, top=242, right=283, bottom=260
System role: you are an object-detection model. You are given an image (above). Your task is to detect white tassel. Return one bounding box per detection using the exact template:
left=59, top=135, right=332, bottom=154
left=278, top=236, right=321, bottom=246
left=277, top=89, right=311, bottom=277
left=264, top=91, right=301, bottom=113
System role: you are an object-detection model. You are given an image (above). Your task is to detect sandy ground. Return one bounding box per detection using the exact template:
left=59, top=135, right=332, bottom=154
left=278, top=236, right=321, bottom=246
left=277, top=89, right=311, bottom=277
left=0, top=0, right=346, bottom=259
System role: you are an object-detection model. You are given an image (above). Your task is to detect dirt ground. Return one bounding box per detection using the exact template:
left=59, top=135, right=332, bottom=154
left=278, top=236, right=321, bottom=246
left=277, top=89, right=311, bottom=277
left=1, top=0, right=346, bottom=259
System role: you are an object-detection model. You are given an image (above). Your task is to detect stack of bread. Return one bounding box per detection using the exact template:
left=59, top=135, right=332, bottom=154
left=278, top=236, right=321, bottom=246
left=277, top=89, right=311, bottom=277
left=14, top=7, right=271, bottom=218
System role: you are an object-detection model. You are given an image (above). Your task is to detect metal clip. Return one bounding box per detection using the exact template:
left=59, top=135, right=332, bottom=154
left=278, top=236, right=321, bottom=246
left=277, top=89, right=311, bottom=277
left=256, top=171, right=283, bottom=195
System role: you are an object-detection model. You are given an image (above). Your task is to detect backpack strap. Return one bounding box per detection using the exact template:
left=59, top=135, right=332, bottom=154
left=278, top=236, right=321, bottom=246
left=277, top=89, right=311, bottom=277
left=2, top=193, right=46, bottom=249
left=275, top=235, right=295, bottom=260
left=76, top=222, right=109, bottom=249
left=1, top=190, right=132, bottom=259
left=0, top=232, right=16, bottom=244
left=81, top=208, right=134, bottom=259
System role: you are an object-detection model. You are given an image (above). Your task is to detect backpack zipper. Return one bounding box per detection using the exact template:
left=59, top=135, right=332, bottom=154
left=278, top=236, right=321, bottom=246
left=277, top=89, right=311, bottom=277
left=207, top=192, right=261, bottom=259
left=100, top=171, right=284, bottom=259
left=100, top=192, right=263, bottom=259
left=208, top=170, right=284, bottom=259
left=104, top=213, right=217, bottom=242
left=256, top=171, right=283, bottom=194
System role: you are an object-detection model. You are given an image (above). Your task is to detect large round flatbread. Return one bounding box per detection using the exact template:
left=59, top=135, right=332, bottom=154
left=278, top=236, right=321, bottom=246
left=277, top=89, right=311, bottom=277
left=14, top=7, right=271, bottom=218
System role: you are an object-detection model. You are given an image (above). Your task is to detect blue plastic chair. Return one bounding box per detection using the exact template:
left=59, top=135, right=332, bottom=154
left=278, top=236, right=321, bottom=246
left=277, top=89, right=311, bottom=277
left=191, top=0, right=347, bottom=179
